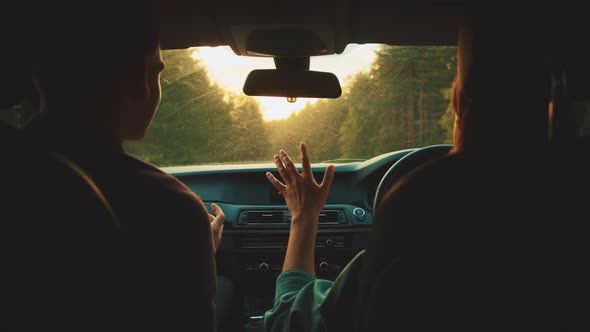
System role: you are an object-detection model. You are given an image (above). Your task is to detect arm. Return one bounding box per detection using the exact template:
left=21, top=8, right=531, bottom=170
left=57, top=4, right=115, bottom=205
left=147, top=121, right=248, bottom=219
left=166, top=193, right=225, bottom=332
left=264, top=251, right=367, bottom=332
left=162, top=193, right=218, bottom=332
left=266, top=143, right=335, bottom=274
left=264, top=143, right=337, bottom=331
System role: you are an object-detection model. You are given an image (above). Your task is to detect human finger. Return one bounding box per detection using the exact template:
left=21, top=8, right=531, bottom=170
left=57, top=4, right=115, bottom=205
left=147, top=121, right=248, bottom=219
left=280, top=149, right=299, bottom=178
left=300, top=142, right=312, bottom=177
left=274, top=154, right=292, bottom=184
left=266, top=171, right=286, bottom=193
left=210, top=203, right=225, bottom=229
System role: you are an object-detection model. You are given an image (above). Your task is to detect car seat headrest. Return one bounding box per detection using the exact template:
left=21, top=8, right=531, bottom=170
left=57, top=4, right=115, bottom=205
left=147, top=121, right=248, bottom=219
left=0, top=53, right=34, bottom=109
left=0, top=6, right=35, bottom=110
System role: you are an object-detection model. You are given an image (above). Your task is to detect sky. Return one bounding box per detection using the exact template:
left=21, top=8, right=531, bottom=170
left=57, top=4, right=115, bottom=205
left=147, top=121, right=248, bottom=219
left=191, top=44, right=380, bottom=121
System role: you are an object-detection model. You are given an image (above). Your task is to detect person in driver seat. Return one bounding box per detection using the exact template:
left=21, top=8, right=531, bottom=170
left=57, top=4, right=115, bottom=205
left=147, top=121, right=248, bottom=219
left=263, top=13, right=575, bottom=331
left=24, top=1, right=228, bottom=331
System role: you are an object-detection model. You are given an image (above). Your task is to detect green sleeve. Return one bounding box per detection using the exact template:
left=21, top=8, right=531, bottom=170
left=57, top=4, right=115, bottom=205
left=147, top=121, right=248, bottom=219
left=264, top=250, right=365, bottom=332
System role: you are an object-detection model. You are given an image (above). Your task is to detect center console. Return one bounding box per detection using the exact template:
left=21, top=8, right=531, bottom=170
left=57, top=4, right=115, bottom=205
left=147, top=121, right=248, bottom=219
left=215, top=204, right=371, bottom=330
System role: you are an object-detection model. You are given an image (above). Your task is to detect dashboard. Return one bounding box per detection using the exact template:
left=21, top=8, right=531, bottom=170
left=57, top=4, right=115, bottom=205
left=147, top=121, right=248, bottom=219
left=164, top=148, right=414, bottom=319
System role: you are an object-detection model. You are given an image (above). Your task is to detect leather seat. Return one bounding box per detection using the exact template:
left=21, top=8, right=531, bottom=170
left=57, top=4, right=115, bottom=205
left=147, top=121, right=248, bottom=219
left=0, top=22, right=158, bottom=331
left=0, top=127, right=159, bottom=331
left=357, top=11, right=589, bottom=331
left=358, top=148, right=588, bottom=330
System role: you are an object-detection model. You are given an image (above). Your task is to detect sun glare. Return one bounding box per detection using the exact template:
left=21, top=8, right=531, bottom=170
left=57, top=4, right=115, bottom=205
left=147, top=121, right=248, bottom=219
left=192, top=44, right=379, bottom=121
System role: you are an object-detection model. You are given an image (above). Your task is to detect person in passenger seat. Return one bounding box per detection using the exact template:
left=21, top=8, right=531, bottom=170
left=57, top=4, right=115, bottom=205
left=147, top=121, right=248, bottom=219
left=24, top=1, right=227, bottom=331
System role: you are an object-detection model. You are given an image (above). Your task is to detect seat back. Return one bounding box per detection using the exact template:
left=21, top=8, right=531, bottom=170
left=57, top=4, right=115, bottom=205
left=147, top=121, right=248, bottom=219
left=357, top=147, right=589, bottom=330
left=0, top=19, right=158, bottom=331
left=0, top=129, right=157, bottom=331
left=357, top=10, right=589, bottom=330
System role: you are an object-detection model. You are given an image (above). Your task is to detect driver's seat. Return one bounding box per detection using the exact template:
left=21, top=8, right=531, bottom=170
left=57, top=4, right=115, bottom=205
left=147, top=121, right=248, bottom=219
left=356, top=11, right=589, bottom=330
left=358, top=148, right=588, bottom=330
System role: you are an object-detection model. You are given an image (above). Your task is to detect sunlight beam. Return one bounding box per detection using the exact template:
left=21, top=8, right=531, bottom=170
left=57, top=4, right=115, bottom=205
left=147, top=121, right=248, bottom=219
left=192, top=44, right=379, bottom=120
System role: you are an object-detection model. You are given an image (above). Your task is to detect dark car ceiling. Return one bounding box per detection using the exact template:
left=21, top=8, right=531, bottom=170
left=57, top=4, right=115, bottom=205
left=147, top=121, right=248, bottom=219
left=157, top=0, right=465, bottom=54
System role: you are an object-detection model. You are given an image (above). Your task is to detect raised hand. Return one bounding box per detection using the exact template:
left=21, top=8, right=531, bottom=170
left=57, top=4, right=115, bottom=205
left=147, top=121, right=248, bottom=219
left=266, top=143, right=335, bottom=274
left=208, top=203, right=225, bottom=253
left=266, top=143, right=335, bottom=225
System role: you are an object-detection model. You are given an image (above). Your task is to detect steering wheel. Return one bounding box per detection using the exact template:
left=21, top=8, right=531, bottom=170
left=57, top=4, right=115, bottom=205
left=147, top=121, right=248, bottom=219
left=373, top=144, right=453, bottom=211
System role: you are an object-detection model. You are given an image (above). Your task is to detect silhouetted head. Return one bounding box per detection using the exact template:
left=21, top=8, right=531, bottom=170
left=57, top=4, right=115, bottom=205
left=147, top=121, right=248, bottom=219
left=452, top=11, right=551, bottom=153
left=28, top=0, right=164, bottom=141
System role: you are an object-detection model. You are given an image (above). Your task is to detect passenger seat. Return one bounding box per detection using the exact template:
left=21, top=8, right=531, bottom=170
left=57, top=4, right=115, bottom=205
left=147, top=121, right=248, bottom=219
left=0, top=25, right=158, bottom=332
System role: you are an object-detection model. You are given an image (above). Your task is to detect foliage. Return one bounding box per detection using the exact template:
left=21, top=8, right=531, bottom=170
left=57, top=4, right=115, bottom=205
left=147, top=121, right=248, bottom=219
left=125, top=46, right=457, bottom=166
left=125, top=49, right=270, bottom=166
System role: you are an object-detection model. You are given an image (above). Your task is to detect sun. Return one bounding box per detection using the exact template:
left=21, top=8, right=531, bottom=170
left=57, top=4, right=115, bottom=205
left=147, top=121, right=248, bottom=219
left=191, top=44, right=380, bottom=121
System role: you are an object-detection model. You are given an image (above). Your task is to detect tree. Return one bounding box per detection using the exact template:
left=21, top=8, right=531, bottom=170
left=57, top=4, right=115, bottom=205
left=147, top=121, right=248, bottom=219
left=126, top=49, right=234, bottom=165
left=126, top=46, right=457, bottom=166
left=267, top=96, right=350, bottom=162
left=125, top=48, right=272, bottom=166
left=338, top=46, right=456, bottom=157
left=439, top=87, right=456, bottom=145
left=226, top=95, right=270, bottom=162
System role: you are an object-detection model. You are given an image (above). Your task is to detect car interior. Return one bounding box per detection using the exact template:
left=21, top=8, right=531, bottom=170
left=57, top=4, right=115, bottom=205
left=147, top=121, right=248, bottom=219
left=1, top=1, right=588, bottom=331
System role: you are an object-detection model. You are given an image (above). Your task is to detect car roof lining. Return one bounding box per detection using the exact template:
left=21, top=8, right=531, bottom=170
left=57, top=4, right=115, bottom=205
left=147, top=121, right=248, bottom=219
left=158, top=2, right=464, bottom=53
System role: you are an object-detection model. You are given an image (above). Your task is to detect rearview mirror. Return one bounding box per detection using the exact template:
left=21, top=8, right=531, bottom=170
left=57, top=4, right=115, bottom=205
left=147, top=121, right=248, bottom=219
left=243, top=69, right=342, bottom=99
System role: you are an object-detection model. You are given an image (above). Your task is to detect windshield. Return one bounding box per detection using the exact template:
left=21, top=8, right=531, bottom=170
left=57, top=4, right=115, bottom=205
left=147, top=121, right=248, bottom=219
left=127, top=45, right=458, bottom=166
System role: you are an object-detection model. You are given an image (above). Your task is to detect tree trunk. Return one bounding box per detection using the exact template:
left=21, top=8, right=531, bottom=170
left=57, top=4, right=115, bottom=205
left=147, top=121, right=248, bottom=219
left=406, top=68, right=415, bottom=148
left=418, top=82, right=424, bottom=145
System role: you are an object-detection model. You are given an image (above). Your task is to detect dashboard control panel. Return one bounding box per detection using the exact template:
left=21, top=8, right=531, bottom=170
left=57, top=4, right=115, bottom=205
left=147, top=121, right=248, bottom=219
left=224, top=204, right=371, bottom=228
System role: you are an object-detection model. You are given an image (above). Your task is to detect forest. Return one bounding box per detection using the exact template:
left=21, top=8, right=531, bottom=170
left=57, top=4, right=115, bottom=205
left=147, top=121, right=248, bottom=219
left=124, top=46, right=457, bottom=166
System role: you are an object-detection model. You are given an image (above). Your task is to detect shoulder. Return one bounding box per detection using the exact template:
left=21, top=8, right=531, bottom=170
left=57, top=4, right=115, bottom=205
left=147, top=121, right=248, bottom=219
left=122, top=154, right=192, bottom=193
left=117, top=153, right=209, bottom=218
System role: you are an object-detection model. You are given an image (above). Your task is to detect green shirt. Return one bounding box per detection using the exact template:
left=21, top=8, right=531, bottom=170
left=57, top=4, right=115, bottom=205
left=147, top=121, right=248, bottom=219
left=264, top=250, right=366, bottom=332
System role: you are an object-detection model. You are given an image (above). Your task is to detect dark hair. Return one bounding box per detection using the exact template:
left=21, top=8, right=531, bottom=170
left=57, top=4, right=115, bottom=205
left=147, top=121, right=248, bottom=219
left=1, top=5, right=35, bottom=109
left=457, top=12, right=551, bottom=149
left=28, top=0, right=160, bottom=109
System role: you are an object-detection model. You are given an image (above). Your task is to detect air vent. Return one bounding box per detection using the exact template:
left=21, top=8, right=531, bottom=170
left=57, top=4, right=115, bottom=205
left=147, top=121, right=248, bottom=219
left=287, top=209, right=345, bottom=225
left=318, top=210, right=341, bottom=224
left=240, top=210, right=285, bottom=225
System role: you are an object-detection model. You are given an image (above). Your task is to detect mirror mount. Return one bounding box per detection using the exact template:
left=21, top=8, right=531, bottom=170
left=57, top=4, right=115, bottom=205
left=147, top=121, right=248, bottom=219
left=272, top=57, right=311, bottom=102
left=274, top=56, right=310, bottom=71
